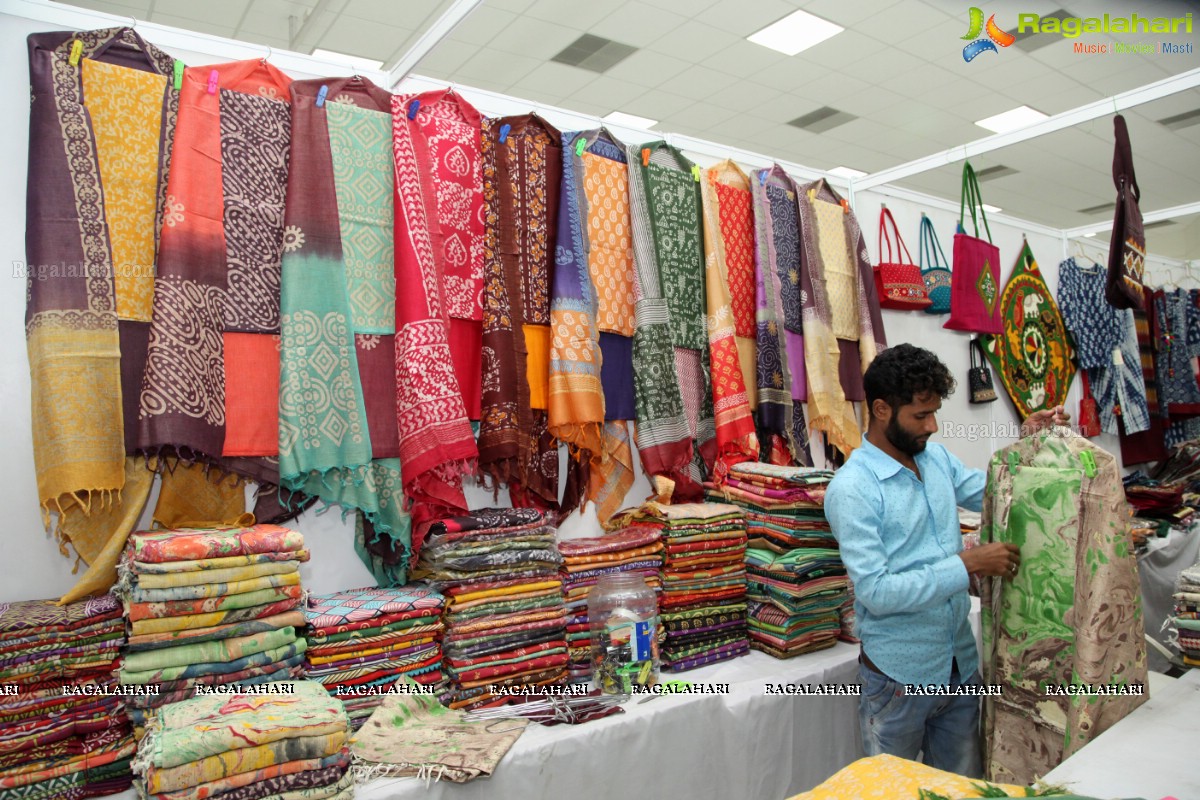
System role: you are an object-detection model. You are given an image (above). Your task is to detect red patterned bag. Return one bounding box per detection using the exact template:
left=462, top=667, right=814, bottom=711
left=944, top=161, right=1002, bottom=334
left=1078, top=371, right=1102, bottom=437
left=874, top=207, right=931, bottom=310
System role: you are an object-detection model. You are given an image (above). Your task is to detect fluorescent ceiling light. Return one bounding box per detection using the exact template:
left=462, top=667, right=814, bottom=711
left=982, top=203, right=1002, bottom=214
left=602, top=111, right=658, bottom=129
left=1083, top=232, right=1096, bottom=238
left=975, top=105, right=1048, bottom=134
left=747, top=10, right=844, bottom=56
left=827, top=166, right=867, bottom=179
left=312, top=48, right=384, bottom=72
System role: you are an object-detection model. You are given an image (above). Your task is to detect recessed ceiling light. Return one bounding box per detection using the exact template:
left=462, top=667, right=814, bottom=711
left=747, top=9, right=844, bottom=56
left=312, top=48, right=384, bottom=72
left=975, top=105, right=1048, bottom=134
left=982, top=203, right=1002, bottom=214
left=602, top=111, right=658, bottom=129
left=827, top=166, right=867, bottom=179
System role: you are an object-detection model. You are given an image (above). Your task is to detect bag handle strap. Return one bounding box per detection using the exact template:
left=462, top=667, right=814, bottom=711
left=1081, top=370, right=1094, bottom=400
left=960, top=161, right=993, bottom=242
left=969, top=337, right=980, bottom=370
left=919, top=214, right=949, bottom=270
left=1112, top=114, right=1140, bottom=202
left=878, top=207, right=914, bottom=266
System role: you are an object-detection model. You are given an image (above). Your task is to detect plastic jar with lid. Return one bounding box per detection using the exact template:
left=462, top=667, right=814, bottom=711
left=588, top=573, right=659, bottom=694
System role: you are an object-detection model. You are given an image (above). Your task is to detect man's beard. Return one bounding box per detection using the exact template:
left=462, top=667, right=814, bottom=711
left=885, top=415, right=928, bottom=456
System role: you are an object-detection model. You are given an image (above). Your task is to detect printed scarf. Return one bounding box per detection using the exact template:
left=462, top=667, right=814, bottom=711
left=391, top=89, right=479, bottom=526
left=700, top=160, right=759, bottom=481
left=478, top=115, right=561, bottom=510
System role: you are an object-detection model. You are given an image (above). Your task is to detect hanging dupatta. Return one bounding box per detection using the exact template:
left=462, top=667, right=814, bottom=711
left=392, top=90, right=479, bottom=533
left=750, top=166, right=810, bottom=466
left=796, top=179, right=886, bottom=456
left=548, top=130, right=636, bottom=522
left=26, top=27, right=178, bottom=553
left=278, top=78, right=410, bottom=586
left=478, top=115, right=561, bottom=510
left=699, top=160, right=759, bottom=480
left=138, top=59, right=291, bottom=478
left=626, top=141, right=714, bottom=501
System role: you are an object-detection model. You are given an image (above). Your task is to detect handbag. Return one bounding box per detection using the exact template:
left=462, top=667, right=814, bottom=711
left=968, top=337, right=997, bottom=404
left=874, top=207, right=931, bottom=310
left=1078, top=370, right=1101, bottom=437
left=919, top=213, right=952, bottom=315
left=1106, top=114, right=1146, bottom=310
left=944, top=161, right=1002, bottom=334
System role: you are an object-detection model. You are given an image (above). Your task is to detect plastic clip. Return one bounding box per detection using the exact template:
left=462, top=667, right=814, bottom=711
left=69, top=40, right=83, bottom=67
left=498, top=123, right=511, bottom=143
left=173, top=60, right=184, bottom=91
left=206, top=69, right=218, bottom=95
left=407, top=99, right=420, bottom=119
left=1006, top=451, right=1020, bottom=474
left=1079, top=450, right=1097, bottom=479
left=575, top=138, right=586, bottom=157
left=691, top=165, right=700, bottom=182
left=315, top=85, right=328, bottom=107
left=641, top=148, right=650, bottom=167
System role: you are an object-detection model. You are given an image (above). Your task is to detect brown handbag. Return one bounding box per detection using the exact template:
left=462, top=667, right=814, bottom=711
left=1106, top=115, right=1146, bottom=310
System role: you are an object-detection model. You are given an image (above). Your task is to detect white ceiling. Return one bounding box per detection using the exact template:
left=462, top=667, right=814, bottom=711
left=51, top=0, right=1200, bottom=259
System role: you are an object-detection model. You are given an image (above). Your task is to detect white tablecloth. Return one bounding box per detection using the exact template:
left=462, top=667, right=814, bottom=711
left=357, top=643, right=864, bottom=800
left=1041, top=670, right=1200, bottom=797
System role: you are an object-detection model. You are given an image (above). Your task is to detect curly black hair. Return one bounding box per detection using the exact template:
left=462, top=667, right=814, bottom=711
left=863, top=343, right=956, bottom=410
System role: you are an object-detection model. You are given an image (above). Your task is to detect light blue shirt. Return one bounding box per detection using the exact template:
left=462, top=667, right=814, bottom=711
left=825, top=437, right=985, bottom=687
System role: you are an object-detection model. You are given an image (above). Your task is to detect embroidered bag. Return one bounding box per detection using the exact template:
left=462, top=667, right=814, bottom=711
left=969, top=337, right=997, bottom=404
left=945, top=161, right=1002, bottom=334
left=873, top=206, right=931, bottom=310
left=919, top=213, right=952, bottom=315
left=1106, top=114, right=1146, bottom=310
left=1079, top=371, right=1101, bottom=437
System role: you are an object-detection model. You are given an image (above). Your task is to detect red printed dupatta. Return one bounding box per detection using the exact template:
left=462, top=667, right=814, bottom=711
left=700, top=160, right=759, bottom=482
left=392, top=90, right=480, bottom=525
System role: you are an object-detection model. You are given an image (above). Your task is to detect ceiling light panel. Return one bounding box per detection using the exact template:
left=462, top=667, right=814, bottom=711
left=747, top=9, right=844, bottom=56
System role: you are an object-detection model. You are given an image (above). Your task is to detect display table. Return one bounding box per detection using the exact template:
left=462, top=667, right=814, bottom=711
left=358, top=643, right=863, bottom=800
left=1041, top=669, right=1200, bottom=798
left=1137, top=524, right=1200, bottom=672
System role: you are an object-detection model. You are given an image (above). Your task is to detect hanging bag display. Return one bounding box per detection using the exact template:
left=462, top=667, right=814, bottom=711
left=968, top=337, right=998, bottom=404
left=1106, top=114, right=1146, bottom=310
left=874, top=206, right=931, bottom=310
left=919, top=213, right=952, bottom=315
left=1078, top=371, right=1102, bottom=437
left=944, top=161, right=1002, bottom=334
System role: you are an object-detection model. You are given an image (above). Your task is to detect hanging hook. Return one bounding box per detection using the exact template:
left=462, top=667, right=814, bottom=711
left=261, top=44, right=272, bottom=64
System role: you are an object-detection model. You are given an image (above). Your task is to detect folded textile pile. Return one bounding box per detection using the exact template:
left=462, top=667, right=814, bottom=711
left=0, top=594, right=135, bottom=800
left=114, top=525, right=309, bottom=736
left=1123, top=473, right=1190, bottom=523
left=304, top=586, right=446, bottom=728
left=1173, top=561, right=1200, bottom=667
left=707, top=463, right=847, bottom=658
left=131, top=681, right=351, bottom=800
left=415, top=508, right=568, bottom=708
left=610, top=502, right=749, bottom=671
left=557, top=526, right=665, bottom=682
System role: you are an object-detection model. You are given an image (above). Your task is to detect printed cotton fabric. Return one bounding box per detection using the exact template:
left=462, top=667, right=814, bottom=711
left=980, top=428, right=1147, bottom=784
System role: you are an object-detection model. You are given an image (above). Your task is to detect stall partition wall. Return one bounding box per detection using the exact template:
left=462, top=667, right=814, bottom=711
left=0, top=10, right=1153, bottom=602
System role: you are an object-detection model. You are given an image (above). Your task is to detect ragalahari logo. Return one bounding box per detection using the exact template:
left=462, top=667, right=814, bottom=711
left=962, top=7, right=1016, bottom=62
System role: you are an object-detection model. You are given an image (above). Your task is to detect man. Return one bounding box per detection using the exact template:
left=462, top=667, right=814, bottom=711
left=825, top=344, right=1066, bottom=777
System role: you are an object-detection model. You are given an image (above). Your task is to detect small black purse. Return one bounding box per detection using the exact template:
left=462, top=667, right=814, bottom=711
left=968, top=337, right=997, bottom=404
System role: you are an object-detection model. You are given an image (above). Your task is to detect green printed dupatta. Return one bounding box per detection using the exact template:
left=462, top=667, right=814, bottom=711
left=980, top=429, right=1147, bottom=784
left=626, top=141, right=715, bottom=501
left=278, top=78, right=409, bottom=585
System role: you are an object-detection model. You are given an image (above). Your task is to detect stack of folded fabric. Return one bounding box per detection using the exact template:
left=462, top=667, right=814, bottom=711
left=708, top=463, right=847, bottom=658
left=131, top=681, right=352, bottom=800
left=556, top=526, right=665, bottom=681
left=0, top=594, right=135, bottom=800
left=304, top=586, right=446, bottom=728
left=114, top=524, right=309, bottom=737
left=415, top=508, right=568, bottom=709
left=1173, top=561, right=1200, bottom=667
left=609, top=502, right=750, bottom=671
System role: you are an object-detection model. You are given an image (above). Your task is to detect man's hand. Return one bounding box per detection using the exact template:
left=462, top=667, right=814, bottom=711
left=960, top=542, right=1020, bottom=578
left=1021, top=405, right=1070, bottom=438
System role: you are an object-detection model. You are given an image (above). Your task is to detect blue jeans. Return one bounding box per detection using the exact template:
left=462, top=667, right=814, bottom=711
left=858, top=659, right=982, bottom=778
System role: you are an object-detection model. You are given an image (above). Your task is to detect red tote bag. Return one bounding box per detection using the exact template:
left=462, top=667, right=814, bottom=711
left=874, top=206, right=932, bottom=310
left=944, top=161, right=1002, bottom=334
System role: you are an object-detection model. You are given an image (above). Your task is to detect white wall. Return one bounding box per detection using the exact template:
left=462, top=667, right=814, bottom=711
left=0, top=10, right=1147, bottom=603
